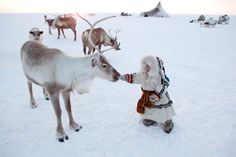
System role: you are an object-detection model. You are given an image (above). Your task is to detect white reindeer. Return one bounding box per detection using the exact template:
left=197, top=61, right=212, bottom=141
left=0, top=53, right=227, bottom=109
left=29, top=28, right=50, bottom=101
left=21, top=16, right=120, bottom=142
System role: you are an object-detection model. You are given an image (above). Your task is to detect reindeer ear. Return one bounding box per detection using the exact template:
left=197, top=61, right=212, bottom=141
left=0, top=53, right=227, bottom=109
left=40, top=31, right=43, bottom=34
left=91, top=58, right=98, bottom=67
left=29, top=31, right=33, bottom=35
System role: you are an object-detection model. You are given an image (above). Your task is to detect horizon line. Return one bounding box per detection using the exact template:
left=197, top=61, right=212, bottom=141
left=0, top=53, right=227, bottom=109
left=0, top=12, right=235, bottom=16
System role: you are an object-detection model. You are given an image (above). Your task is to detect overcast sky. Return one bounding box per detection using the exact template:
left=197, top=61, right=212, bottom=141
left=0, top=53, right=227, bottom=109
left=0, top=0, right=236, bottom=15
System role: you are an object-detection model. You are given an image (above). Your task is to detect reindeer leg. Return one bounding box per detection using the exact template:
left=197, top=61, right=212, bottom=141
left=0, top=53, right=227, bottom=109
left=27, top=80, right=37, bottom=108
left=49, top=27, right=52, bottom=35
left=43, top=87, right=50, bottom=100
left=72, top=27, right=76, bottom=41
left=83, top=45, right=87, bottom=55
left=62, top=91, right=82, bottom=132
left=48, top=91, right=68, bottom=142
left=57, top=27, right=60, bottom=39
left=88, top=47, right=92, bottom=55
left=95, top=45, right=101, bottom=54
left=74, top=30, right=77, bottom=41
left=92, top=48, right=95, bottom=54
left=61, top=28, right=66, bottom=38
left=98, top=45, right=102, bottom=50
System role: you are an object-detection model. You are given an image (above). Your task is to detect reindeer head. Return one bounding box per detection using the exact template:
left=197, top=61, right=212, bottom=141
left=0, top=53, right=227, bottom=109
left=46, top=19, right=54, bottom=27
left=29, top=28, right=43, bottom=42
left=91, top=54, right=120, bottom=82
left=108, top=37, right=121, bottom=51
left=108, top=29, right=121, bottom=51
left=44, top=15, right=54, bottom=27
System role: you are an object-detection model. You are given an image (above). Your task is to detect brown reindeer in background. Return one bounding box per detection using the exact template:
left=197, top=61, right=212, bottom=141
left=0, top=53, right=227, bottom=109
left=81, top=28, right=121, bottom=55
left=77, top=13, right=121, bottom=55
left=44, top=15, right=77, bottom=41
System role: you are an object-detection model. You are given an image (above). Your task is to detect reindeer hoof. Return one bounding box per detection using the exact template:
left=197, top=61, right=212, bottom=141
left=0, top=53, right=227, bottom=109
left=44, top=94, right=50, bottom=100
left=75, top=126, right=82, bottom=132
left=57, top=134, right=69, bottom=142
left=31, top=104, right=38, bottom=109
left=58, top=138, right=64, bottom=142
left=70, top=123, right=82, bottom=132
left=31, top=106, right=37, bottom=109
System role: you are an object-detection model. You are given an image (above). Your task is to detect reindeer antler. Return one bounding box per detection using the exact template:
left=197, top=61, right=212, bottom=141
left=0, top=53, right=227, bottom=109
left=108, top=29, right=112, bottom=37
left=76, top=13, right=117, bottom=54
left=114, top=28, right=121, bottom=37
left=107, top=28, right=121, bottom=38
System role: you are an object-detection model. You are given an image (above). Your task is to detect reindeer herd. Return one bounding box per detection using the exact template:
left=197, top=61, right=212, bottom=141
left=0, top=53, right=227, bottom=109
left=22, top=14, right=122, bottom=142
left=43, top=13, right=121, bottom=53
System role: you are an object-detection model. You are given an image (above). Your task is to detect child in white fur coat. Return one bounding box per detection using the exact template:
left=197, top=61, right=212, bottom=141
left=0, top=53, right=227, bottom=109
left=120, top=56, right=175, bottom=133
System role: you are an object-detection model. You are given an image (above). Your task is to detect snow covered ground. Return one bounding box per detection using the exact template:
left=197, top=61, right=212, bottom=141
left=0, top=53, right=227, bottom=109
left=0, top=13, right=236, bottom=157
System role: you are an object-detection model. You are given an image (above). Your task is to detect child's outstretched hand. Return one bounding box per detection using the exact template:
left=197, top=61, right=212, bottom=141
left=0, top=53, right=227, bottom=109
left=149, top=94, right=160, bottom=102
left=121, top=74, right=133, bottom=83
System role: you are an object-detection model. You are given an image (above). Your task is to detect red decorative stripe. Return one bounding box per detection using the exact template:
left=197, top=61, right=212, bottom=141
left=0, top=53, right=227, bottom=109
left=127, top=74, right=133, bottom=83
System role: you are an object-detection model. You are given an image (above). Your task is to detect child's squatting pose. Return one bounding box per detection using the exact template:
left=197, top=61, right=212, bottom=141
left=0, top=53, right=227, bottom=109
left=120, top=56, right=175, bottom=133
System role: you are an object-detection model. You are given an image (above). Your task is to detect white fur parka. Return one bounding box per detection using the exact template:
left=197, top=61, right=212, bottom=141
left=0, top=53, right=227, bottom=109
left=123, top=56, right=175, bottom=123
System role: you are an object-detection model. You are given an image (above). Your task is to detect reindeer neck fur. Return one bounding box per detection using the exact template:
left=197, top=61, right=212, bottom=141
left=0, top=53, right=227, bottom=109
left=60, top=54, right=97, bottom=94
left=103, top=34, right=113, bottom=46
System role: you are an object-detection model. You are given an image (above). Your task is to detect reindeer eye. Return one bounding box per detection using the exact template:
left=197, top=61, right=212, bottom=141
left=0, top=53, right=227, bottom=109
left=102, top=64, right=108, bottom=69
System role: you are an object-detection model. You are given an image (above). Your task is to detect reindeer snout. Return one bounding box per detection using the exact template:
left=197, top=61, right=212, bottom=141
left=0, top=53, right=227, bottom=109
left=115, top=42, right=121, bottom=51
left=113, top=71, right=121, bottom=81
left=115, top=47, right=121, bottom=51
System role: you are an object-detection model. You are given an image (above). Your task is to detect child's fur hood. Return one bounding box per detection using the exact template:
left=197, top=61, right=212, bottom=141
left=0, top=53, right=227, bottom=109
left=140, top=55, right=160, bottom=77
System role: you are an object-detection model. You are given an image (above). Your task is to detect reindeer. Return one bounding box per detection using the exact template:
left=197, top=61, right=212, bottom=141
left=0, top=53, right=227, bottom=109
left=81, top=28, right=121, bottom=55
left=44, top=15, right=54, bottom=35
left=44, top=15, right=77, bottom=41
left=28, top=27, right=50, bottom=101
left=77, top=13, right=121, bottom=55
left=20, top=16, right=120, bottom=142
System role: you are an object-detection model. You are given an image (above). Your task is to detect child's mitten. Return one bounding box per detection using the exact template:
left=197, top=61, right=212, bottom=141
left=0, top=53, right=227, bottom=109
left=149, top=94, right=160, bottom=102
left=120, top=74, right=133, bottom=83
